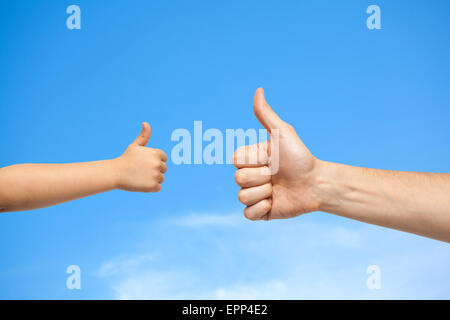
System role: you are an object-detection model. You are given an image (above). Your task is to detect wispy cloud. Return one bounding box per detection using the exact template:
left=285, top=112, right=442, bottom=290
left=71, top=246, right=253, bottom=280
left=173, top=212, right=242, bottom=227
left=111, top=270, right=194, bottom=300
left=97, top=212, right=450, bottom=299
left=97, top=253, right=156, bottom=278
left=214, top=281, right=287, bottom=299
left=109, top=271, right=289, bottom=300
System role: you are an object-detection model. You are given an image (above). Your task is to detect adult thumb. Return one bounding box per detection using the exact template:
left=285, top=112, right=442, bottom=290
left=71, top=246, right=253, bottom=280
left=132, top=122, right=151, bottom=146
left=253, top=88, right=285, bottom=132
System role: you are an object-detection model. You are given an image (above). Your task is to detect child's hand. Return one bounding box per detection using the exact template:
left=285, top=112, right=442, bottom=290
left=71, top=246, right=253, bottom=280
left=114, top=122, right=168, bottom=193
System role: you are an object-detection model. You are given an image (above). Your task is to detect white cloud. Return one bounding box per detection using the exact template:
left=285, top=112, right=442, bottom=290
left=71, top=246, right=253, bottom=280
left=97, top=212, right=450, bottom=299
left=173, top=212, right=242, bottom=227
left=97, top=253, right=155, bottom=278
left=111, top=271, right=194, bottom=300
left=330, top=226, right=362, bottom=247
left=110, top=271, right=289, bottom=300
left=214, top=281, right=287, bottom=299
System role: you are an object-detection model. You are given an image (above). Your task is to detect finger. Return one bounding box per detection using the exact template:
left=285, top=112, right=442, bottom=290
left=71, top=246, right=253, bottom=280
left=156, top=149, right=168, bottom=162
left=160, top=162, right=168, bottom=173
left=233, top=141, right=269, bottom=168
left=253, top=88, right=285, bottom=132
left=238, top=183, right=272, bottom=206
left=132, top=122, right=151, bottom=146
left=235, top=166, right=271, bottom=188
left=156, top=173, right=165, bottom=184
left=244, top=199, right=272, bottom=221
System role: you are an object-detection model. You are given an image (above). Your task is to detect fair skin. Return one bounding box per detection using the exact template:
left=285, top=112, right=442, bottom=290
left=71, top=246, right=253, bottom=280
left=233, top=88, right=450, bottom=243
left=0, top=122, right=167, bottom=212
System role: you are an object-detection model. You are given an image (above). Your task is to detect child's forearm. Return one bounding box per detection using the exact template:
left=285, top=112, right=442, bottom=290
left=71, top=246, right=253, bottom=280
left=0, top=161, right=118, bottom=212
left=0, top=122, right=168, bottom=213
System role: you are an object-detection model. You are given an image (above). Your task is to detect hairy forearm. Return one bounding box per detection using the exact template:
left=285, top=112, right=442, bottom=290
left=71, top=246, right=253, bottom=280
left=315, top=160, right=450, bottom=242
left=0, top=161, right=118, bottom=212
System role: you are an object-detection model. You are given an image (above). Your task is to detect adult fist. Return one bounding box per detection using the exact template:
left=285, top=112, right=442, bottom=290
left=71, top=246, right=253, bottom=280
left=114, top=122, right=168, bottom=193
left=233, top=88, right=322, bottom=220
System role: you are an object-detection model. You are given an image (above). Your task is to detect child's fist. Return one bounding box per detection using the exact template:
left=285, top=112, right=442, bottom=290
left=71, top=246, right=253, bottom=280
left=114, top=122, right=168, bottom=193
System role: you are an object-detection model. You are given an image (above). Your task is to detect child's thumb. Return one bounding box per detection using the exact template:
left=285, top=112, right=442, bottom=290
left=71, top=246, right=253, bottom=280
left=132, top=122, right=151, bottom=146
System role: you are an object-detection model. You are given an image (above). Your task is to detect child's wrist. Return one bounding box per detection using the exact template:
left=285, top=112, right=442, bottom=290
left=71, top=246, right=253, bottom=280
left=106, top=158, right=123, bottom=190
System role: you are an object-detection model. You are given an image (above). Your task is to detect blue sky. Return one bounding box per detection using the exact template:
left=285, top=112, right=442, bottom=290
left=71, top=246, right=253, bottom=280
left=0, top=0, right=449, bottom=299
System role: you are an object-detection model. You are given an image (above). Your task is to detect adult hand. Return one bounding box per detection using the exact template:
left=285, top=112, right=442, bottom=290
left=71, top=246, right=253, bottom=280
left=233, top=88, right=321, bottom=220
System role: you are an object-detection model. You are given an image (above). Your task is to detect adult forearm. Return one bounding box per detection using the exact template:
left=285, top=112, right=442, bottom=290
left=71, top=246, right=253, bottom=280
left=0, top=161, right=118, bottom=212
left=314, top=160, right=450, bottom=242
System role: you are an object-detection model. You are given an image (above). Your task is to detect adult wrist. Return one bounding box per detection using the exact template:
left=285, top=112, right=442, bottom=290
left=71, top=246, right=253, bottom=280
left=313, top=159, right=342, bottom=213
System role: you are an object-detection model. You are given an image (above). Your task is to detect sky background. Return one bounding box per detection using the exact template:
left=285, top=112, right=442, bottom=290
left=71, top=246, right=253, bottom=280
left=0, top=0, right=449, bottom=299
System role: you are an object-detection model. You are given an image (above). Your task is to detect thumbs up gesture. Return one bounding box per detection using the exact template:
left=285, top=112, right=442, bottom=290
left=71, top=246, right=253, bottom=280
left=114, top=122, right=168, bottom=193
left=233, top=88, right=321, bottom=220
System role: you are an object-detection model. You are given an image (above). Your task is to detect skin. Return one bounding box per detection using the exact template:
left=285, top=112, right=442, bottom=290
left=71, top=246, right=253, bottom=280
left=233, top=88, right=450, bottom=243
left=0, top=122, right=167, bottom=212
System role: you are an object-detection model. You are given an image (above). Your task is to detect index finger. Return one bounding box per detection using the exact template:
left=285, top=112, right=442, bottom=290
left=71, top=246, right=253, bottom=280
left=155, top=149, right=168, bottom=162
left=232, top=142, right=269, bottom=168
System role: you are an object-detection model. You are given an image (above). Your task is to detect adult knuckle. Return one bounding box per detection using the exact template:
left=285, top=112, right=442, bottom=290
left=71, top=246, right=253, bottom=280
left=243, top=208, right=256, bottom=221
left=262, top=199, right=272, bottom=212
left=235, top=170, right=247, bottom=185
left=238, top=190, right=248, bottom=204
left=232, top=149, right=241, bottom=164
